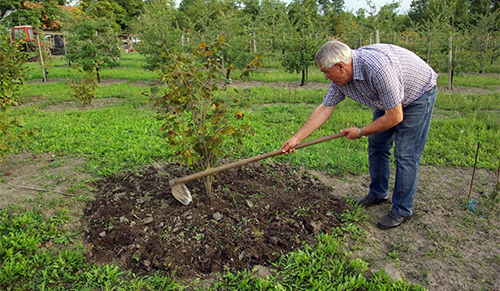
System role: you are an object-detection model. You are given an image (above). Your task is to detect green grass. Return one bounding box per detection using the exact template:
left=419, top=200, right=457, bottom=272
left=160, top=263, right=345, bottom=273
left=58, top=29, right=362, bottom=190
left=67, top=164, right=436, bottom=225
left=437, top=91, right=500, bottom=111
left=213, top=230, right=425, bottom=290
left=0, top=206, right=182, bottom=291
left=0, top=205, right=422, bottom=291
left=14, top=56, right=500, bottom=174
left=24, top=53, right=157, bottom=81
left=241, top=101, right=372, bottom=176
left=14, top=105, right=170, bottom=176
left=484, top=64, right=500, bottom=73
left=19, top=82, right=73, bottom=104
left=437, top=73, right=500, bottom=88
left=250, top=67, right=330, bottom=83
left=3, top=51, right=500, bottom=290
left=244, top=86, right=325, bottom=104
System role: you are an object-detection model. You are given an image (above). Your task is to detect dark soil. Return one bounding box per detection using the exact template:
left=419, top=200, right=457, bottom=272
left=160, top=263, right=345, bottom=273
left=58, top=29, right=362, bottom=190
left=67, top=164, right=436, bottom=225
left=83, top=161, right=350, bottom=279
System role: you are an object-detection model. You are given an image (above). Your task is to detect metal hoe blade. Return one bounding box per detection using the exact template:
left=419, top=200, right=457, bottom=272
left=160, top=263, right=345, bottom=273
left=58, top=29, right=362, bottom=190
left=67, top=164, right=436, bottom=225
left=171, top=183, right=192, bottom=205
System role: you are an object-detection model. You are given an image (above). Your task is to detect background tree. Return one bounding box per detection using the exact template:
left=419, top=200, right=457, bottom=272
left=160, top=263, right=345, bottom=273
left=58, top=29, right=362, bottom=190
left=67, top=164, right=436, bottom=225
left=320, top=0, right=346, bottom=36
left=177, top=0, right=222, bottom=44
left=1, top=0, right=66, bottom=28
left=259, top=0, right=291, bottom=59
left=79, top=0, right=144, bottom=33
left=333, top=12, right=363, bottom=47
left=242, top=0, right=262, bottom=54
left=50, top=0, right=500, bottom=88
left=177, top=0, right=205, bottom=45
left=0, top=0, right=20, bottom=22
left=408, top=0, right=431, bottom=24
left=1, top=0, right=39, bottom=27
left=207, top=1, right=257, bottom=81
left=409, top=9, right=448, bottom=65
left=66, top=6, right=121, bottom=83
left=467, top=9, right=500, bottom=73
left=433, top=0, right=471, bottom=89
left=79, top=0, right=123, bottom=31
left=131, top=0, right=181, bottom=70
left=282, top=0, right=326, bottom=86
left=0, top=26, right=35, bottom=162
left=114, top=0, right=143, bottom=33
left=375, top=2, right=406, bottom=43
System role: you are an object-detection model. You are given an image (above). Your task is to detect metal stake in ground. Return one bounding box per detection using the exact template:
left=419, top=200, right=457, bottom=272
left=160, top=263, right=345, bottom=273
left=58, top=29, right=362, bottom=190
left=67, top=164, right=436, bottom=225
left=467, top=142, right=484, bottom=216
left=169, top=132, right=347, bottom=205
left=468, top=142, right=480, bottom=202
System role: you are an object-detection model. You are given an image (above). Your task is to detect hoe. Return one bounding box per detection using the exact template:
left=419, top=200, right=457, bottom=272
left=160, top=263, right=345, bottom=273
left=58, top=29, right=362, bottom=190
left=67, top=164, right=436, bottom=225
left=170, top=132, right=347, bottom=205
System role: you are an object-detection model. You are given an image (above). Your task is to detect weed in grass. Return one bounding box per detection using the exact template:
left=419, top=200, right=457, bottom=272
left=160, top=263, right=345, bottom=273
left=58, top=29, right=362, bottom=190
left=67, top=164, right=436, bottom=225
left=338, top=205, right=369, bottom=223
left=487, top=254, right=500, bottom=264
left=423, top=226, right=441, bottom=241
left=461, top=213, right=477, bottom=228
left=424, top=247, right=438, bottom=258
left=389, top=251, right=400, bottom=261
left=390, top=242, right=412, bottom=255
left=293, top=206, right=310, bottom=217
left=342, top=223, right=366, bottom=241
left=489, top=183, right=500, bottom=205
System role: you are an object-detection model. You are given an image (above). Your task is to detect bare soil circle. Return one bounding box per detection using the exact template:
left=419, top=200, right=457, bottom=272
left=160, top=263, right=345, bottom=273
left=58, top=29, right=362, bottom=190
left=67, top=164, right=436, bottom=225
left=83, top=162, right=350, bottom=278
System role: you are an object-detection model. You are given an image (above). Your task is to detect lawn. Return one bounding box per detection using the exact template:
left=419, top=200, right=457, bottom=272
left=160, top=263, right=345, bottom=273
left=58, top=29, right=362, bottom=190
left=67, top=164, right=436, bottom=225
left=1, top=52, right=499, bottom=290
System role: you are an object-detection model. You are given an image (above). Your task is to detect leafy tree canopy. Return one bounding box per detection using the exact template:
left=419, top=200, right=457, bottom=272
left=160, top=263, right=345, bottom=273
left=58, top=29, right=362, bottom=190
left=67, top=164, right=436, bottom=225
left=1, top=0, right=70, bottom=30
left=79, top=0, right=143, bottom=32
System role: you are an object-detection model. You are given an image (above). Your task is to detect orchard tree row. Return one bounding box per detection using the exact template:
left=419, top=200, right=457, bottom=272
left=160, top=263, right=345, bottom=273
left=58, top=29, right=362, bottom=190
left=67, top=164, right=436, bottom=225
left=1, top=0, right=498, bottom=178
left=1, top=0, right=499, bottom=85
left=131, top=0, right=499, bottom=87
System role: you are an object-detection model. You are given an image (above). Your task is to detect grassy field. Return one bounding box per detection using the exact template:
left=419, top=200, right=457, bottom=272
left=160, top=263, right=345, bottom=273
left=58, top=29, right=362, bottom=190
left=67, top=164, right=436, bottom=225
left=1, top=52, right=499, bottom=290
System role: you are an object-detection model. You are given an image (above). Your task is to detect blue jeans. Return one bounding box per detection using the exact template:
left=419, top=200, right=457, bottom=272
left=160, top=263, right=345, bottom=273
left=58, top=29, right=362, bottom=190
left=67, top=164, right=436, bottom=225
left=367, top=86, right=437, bottom=217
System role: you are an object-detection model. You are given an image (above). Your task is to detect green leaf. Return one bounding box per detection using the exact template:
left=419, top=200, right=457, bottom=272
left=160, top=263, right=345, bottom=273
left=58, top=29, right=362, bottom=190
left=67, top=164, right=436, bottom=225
left=150, top=86, right=160, bottom=95
left=217, top=34, right=226, bottom=43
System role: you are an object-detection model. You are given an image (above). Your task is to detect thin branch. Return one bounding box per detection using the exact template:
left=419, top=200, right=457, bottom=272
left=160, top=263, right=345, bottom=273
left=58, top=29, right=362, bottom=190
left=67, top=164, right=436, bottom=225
left=6, top=183, right=74, bottom=197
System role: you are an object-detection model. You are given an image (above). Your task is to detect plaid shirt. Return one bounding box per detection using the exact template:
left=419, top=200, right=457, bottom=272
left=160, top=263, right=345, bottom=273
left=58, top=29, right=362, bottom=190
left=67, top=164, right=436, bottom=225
left=322, top=44, right=437, bottom=110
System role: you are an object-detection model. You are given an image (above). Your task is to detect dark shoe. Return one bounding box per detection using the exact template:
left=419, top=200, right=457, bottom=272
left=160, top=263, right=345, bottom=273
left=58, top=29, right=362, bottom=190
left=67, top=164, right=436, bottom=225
left=358, top=195, right=389, bottom=207
left=377, top=212, right=411, bottom=230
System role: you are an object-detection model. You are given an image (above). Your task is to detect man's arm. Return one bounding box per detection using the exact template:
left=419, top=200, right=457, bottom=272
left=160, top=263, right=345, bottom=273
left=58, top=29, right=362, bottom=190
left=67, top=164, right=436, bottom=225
left=341, top=104, right=403, bottom=139
left=281, top=104, right=336, bottom=153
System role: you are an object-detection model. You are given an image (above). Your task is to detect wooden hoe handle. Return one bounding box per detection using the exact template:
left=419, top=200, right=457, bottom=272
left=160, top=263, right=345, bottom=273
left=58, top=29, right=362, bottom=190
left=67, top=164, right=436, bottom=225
left=169, top=132, right=347, bottom=186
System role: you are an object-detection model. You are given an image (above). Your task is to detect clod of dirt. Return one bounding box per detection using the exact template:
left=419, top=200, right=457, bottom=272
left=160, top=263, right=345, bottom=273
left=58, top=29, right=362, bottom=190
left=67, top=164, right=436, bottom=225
left=84, top=162, right=349, bottom=278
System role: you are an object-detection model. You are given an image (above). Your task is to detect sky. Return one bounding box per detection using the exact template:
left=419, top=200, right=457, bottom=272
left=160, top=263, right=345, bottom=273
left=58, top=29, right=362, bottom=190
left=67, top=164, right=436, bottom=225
left=344, top=0, right=413, bottom=14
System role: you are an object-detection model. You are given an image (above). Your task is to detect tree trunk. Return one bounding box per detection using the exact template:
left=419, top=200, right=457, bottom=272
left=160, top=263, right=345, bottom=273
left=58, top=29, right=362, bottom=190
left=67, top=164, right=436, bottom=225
left=36, top=32, right=47, bottom=82
left=300, top=69, right=306, bottom=86
left=375, top=29, right=380, bottom=43
left=221, top=50, right=225, bottom=73
left=448, top=33, right=453, bottom=91
left=126, top=33, right=132, bottom=52
left=253, top=31, right=257, bottom=53
left=426, top=33, right=431, bottom=63
left=480, top=32, right=490, bottom=74
left=204, top=176, right=213, bottom=201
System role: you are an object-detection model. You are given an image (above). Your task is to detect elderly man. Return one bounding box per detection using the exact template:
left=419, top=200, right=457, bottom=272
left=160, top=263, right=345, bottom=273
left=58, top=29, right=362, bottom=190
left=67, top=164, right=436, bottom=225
left=281, top=40, right=437, bottom=229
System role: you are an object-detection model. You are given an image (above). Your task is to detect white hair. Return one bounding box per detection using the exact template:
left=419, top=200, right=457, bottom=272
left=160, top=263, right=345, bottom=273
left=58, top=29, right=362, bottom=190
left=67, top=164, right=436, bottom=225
left=315, top=41, right=352, bottom=69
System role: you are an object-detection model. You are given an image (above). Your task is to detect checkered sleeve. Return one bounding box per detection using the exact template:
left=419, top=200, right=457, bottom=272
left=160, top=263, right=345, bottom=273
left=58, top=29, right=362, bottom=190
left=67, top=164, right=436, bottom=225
left=322, top=82, right=345, bottom=107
